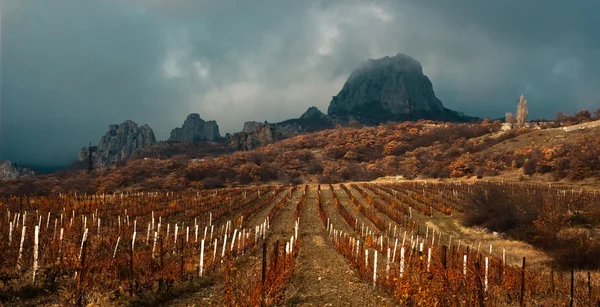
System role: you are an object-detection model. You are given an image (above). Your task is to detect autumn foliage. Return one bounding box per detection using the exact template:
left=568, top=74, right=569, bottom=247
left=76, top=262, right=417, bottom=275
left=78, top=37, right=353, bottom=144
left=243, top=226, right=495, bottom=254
left=3, top=114, right=600, bottom=195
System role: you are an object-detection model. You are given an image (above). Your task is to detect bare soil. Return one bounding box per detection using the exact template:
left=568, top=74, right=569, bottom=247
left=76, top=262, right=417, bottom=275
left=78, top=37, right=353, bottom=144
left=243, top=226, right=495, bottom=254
left=282, top=186, right=392, bottom=306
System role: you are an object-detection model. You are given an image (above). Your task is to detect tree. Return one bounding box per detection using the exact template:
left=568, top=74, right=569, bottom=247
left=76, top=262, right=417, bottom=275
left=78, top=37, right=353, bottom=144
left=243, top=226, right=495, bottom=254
left=516, top=95, right=528, bottom=127
left=556, top=112, right=567, bottom=126
left=574, top=110, right=591, bottom=122
left=505, top=112, right=516, bottom=128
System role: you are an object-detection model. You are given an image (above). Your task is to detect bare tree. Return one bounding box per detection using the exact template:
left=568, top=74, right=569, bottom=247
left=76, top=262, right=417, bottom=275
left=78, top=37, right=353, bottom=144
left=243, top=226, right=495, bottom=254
left=516, top=95, right=528, bottom=127
left=505, top=112, right=516, bottom=128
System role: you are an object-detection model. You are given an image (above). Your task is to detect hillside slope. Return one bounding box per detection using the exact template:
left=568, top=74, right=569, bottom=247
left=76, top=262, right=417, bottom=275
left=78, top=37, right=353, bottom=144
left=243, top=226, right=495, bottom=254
left=4, top=118, right=600, bottom=195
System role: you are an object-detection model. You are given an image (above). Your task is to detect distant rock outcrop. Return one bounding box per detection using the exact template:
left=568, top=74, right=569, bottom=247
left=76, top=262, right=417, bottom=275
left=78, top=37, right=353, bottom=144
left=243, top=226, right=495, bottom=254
left=230, top=107, right=333, bottom=150
left=79, top=120, right=156, bottom=168
left=328, top=53, right=471, bottom=123
left=242, top=121, right=263, bottom=134
left=0, top=160, right=35, bottom=180
left=169, top=113, right=221, bottom=142
left=300, top=106, right=327, bottom=120
left=229, top=122, right=276, bottom=151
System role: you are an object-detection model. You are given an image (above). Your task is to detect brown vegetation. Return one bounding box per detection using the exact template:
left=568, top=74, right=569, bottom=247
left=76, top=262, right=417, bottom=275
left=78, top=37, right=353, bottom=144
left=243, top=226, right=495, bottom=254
left=4, top=111, right=600, bottom=195
left=464, top=182, right=600, bottom=269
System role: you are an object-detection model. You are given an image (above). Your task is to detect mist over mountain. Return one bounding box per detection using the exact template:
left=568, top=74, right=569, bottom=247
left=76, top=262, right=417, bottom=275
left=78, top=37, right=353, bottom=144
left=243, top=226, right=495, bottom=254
left=328, top=53, right=473, bottom=123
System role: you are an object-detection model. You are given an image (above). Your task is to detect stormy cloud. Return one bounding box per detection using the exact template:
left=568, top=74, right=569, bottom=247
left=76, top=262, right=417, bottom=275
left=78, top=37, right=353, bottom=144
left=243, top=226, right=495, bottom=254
left=1, top=0, right=598, bottom=168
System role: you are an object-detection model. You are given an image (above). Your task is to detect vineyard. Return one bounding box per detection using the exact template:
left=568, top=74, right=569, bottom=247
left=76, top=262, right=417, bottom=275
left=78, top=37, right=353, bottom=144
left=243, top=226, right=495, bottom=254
left=1, top=182, right=599, bottom=306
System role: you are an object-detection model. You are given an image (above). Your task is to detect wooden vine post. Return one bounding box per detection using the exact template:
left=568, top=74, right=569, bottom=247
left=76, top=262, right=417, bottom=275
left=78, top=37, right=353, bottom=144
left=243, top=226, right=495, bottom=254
left=520, top=257, right=526, bottom=307
left=570, top=269, right=574, bottom=307
left=261, top=241, right=267, bottom=307
left=441, top=245, right=447, bottom=270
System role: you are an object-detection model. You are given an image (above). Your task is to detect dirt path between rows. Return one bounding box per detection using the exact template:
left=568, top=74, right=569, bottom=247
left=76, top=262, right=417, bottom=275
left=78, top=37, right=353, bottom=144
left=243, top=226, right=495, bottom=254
left=163, top=189, right=292, bottom=306
left=282, top=186, right=393, bottom=306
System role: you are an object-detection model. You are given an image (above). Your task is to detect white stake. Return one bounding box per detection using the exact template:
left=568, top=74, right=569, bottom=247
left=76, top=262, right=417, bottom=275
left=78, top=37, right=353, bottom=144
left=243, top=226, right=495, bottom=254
left=113, top=236, right=121, bottom=258
left=8, top=222, right=12, bottom=246
left=484, top=257, right=489, bottom=291
left=33, top=226, right=39, bottom=283
left=174, top=224, right=179, bottom=249
left=373, top=250, right=378, bottom=285
left=392, top=238, right=398, bottom=262
left=17, top=225, right=26, bottom=269
left=365, top=249, right=369, bottom=274
left=59, top=228, right=64, bottom=255
left=152, top=231, right=158, bottom=259
left=400, top=247, right=405, bottom=277
left=199, top=239, right=205, bottom=277
left=222, top=234, right=228, bottom=258
left=231, top=229, right=238, bottom=252
left=427, top=248, right=432, bottom=272
left=79, top=228, right=88, bottom=259
left=386, top=247, right=391, bottom=280
left=132, top=231, right=137, bottom=252
left=213, top=239, right=217, bottom=261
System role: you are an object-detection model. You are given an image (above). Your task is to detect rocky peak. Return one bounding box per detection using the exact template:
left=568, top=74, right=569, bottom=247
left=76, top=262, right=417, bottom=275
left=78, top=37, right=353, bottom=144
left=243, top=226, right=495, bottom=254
left=327, top=53, right=455, bottom=122
left=79, top=120, right=156, bottom=168
left=0, top=160, right=35, bottom=180
left=169, top=113, right=221, bottom=142
left=300, top=106, right=326, bottom=120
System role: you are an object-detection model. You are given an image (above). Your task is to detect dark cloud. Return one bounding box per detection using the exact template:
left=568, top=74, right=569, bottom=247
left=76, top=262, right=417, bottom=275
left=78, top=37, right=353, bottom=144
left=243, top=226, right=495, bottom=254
left=1, top=0, right=599, bottom=167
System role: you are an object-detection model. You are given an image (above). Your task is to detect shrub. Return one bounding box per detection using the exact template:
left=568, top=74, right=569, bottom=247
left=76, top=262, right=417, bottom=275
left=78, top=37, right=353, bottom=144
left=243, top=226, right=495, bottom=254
left=475, top=167, right=484, bottom=179
left=319, top=175, right=335, bottom=184
left=463, top=185, right=539, bottom=233
left=522, top=157, right=537, bottom=175
left=307, top=160, right=324, bottom=174
left=202, top=177, right=225, bottom=189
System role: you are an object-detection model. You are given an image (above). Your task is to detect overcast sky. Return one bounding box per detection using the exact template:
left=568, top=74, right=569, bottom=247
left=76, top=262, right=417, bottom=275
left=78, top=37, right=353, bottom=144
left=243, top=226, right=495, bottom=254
left=1, top=0, right=599, bottom=167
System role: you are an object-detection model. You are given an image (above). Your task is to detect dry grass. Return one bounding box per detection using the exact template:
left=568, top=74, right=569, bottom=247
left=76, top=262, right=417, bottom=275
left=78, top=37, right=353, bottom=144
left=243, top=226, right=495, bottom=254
left=424, top=218, right=550, bottom=267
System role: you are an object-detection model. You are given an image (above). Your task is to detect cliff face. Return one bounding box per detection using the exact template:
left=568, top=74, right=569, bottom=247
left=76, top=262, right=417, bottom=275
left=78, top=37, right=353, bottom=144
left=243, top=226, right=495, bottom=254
left=228, top=122, right=276, bottom=151
left=169, top=113, right=221, bottom=142
left=328, top=53, right=467, bottom=123
left=79, top=120, right=156, bottom=168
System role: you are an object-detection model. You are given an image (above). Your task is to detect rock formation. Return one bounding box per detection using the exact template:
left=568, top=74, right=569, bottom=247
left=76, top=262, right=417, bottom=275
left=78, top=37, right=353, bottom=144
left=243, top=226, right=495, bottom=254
left=300, top=106, right=327, bottom=120
left=328, top=53, right=469, bottom=123
left=0, top=160, right=35, bottom=180
left=169, top=113, right=221, bottom=142
left=228, top=122, right=276, bottom=151
left=79, top=120, right=156, bottom=168
left=242, top=121, right=263, bottom=134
